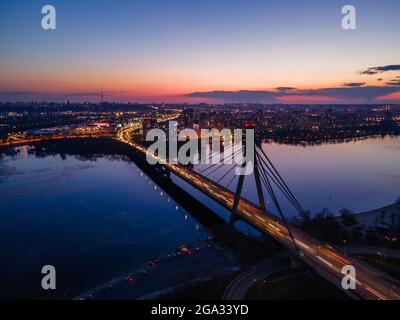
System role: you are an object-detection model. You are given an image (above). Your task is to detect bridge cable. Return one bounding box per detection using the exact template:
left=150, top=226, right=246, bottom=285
left=198, top=143, right=236, bottom=174
left=199, top=163, right=219, bottom=174
left=226, top=174, right=238, bottom=189
left=261, top=172, right=304, bottom=216
left=205, top=164, right=226, bottom=178
left=205, top=142, right=235, bottom=163
left=204, top=147, right=244, bottom=178
left=256, top=145, right=306, bottom=218
left=256, top=153, right=305, bottom=216
left=256, top=153, right=298, bottom=251
left=256, top=146, right=304, bottom=214
left=216, top=164, right=238, bottom=185
left=256, top=145, right=307, bottom=220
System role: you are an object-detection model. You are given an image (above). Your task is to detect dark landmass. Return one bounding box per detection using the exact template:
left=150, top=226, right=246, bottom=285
left=298, top=208, right=400, bottom=250
left=356, top=255, right=400, bottom=280
left=244, top=269, right=350, bottom=300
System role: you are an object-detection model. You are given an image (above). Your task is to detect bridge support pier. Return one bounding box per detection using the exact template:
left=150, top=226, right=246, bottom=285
left=154, top=164, right=171, bottom=181
left=289, top=254, right=303, bottom=269
left=229, top=168, right=245, bottom=228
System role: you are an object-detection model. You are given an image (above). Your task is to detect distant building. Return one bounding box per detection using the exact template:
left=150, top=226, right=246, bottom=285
left=142, top=116, right=158, bottom=138
left=180, top=108, right=194, bottom=128
left=90, top=122, right=110, bottom=128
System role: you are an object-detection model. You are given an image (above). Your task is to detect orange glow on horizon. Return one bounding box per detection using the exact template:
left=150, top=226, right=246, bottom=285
left=376, top=91, right=400, bottom=101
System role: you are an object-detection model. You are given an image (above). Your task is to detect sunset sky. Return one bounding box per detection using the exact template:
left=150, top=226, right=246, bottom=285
left=0, top=0, right=399, bottom=103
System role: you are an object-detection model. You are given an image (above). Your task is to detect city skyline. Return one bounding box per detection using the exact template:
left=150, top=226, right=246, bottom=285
left=2, top=0, right=400, bottom=305
left=1, top=0, right=400, bottom=103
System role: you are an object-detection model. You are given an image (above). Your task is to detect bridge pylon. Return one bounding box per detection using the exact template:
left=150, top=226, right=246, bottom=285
left=229, top=152, right=266, bottom=228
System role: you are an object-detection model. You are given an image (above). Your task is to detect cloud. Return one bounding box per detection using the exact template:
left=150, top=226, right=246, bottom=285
left=342, top=82, right=365, bottom=87
left=185, top=86, right=400, bottom=103
left=294, top=86, right=400, bottom=101
left=360, top=65, right=400, bottom=75
left=385, top=76, right=400, bottom=86
left=386, top=80, right=400, bottom=86
left=276, top=95, right=341, bottom=104
left=188, top=88, right=299, bottom=103
left=375, top=91, right=400, bottom=101
left=186, top=90, right=279, bottom=103
left=276, top=87, right=296, bottom=92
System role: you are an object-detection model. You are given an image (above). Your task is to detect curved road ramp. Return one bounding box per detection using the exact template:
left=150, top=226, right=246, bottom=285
left=223, top=258, right=287, bottom=300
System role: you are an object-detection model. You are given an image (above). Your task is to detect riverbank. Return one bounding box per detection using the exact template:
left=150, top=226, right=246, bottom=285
left=76, top=230, right=286, bottom=300
left=76, top=240, right=238, bottom=300
left=354, top=203, right=400, bottom=228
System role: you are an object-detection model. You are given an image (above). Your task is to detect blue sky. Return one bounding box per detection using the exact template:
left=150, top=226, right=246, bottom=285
left=0, top=0, right=399, bottom=103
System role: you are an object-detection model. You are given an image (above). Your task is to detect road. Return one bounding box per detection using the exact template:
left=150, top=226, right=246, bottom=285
left=116, top=125, right=400, bottom=300
left=223, top=258, right=287, bottom=300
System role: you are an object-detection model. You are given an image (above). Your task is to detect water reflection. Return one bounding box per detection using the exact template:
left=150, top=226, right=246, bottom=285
left=0, top=148, right=205, bottom=299
left=0, top=136, right=399, bottom=298
left=189, top=136, right=400, bottom=220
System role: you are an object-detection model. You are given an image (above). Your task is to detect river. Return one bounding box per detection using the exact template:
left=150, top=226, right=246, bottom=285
left=0, top=135, right=399, bottom=298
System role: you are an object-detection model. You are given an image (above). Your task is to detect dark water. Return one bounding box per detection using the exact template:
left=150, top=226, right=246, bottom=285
left=261, top=136, right=400, bottom=215
left=0, top=148, right=204, bottom=299
left=187, top=136, right=400, bottom=224
left=0, top=136, right=399, bottom=299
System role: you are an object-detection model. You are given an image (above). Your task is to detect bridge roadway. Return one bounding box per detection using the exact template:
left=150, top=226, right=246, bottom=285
left=117, top=126, right=400, bottom=300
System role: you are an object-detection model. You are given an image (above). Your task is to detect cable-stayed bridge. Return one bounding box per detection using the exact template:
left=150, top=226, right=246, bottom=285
left=116, top=124, right=400, bottom=300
